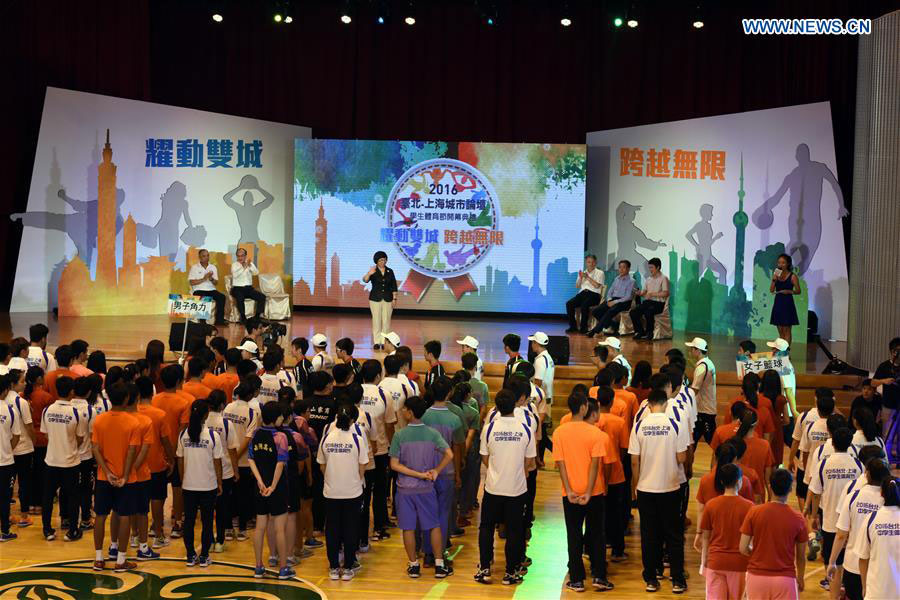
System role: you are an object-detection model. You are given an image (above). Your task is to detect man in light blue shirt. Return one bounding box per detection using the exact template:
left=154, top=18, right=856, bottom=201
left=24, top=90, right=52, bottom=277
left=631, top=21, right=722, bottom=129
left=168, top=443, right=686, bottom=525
left=587, top=260, right=636, bottom=337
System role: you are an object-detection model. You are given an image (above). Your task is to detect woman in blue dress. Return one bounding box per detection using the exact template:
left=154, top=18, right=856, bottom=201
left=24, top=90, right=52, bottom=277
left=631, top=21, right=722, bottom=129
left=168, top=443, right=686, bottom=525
left=769, top=253, right=801, bottom=346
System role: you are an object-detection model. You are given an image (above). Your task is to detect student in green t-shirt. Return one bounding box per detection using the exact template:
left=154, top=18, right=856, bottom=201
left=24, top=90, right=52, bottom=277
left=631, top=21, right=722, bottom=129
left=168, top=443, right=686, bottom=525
left=462, top=353, right=491, bottom=420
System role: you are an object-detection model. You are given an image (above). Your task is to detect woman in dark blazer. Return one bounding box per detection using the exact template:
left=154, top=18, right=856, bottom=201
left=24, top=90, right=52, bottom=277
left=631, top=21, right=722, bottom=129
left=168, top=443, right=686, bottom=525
left=362, top=251, right=397, bottom=350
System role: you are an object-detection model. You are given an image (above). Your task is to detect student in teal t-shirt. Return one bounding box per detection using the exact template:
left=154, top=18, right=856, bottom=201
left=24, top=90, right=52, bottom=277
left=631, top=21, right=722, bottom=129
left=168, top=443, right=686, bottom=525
left=421, top=377, right=465, bottom=564
left=451, top=380, right=482, bottom=518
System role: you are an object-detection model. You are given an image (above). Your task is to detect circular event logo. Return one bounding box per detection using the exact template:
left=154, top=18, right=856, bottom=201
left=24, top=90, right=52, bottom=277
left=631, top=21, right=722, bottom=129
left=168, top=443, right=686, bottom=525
left=386, top=158, right=499, bottom=278
left=0, top=558, right=326, bottom=599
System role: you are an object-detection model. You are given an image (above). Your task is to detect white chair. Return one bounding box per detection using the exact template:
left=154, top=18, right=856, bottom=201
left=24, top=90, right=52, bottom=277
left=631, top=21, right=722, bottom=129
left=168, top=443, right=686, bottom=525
left=224, top=274, right=256, bottom=323
left=617, top=300, right=636, bottom=336
left=653, top=300, right=673, bottom=340
left=258, top=273, right=291, bottom=320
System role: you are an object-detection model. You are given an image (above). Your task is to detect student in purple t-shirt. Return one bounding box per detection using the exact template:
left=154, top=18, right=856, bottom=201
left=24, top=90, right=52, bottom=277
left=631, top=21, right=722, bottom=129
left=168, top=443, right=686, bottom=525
left=389, top=395, right=453, bottom=579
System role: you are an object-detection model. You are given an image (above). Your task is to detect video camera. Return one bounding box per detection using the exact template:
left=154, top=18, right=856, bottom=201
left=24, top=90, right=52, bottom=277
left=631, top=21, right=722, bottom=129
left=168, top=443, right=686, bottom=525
left=259, top=320, right=287, bottom=347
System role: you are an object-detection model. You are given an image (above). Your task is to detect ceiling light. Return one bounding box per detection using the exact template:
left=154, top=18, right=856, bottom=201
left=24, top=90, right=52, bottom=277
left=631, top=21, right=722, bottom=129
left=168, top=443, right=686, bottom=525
left=693, top=19, right=704, bottom=28
left=404, top=16, right=416, bottom=25
left=212, top=13, right=223, bottom=22
left=561, top=17, right=572, bottom=26
left=627, top=18, right=638, bottom=28
left=341, top=14, right=352, bottom=24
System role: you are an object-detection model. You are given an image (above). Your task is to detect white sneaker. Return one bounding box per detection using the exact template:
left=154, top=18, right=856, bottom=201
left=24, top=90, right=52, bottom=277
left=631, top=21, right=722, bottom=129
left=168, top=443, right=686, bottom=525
left=342, top=569, right=355, bottom=581
left=152, top=536, right=171, bottom=549
left=130, top=536, right=139, bottom=548
left=329, top=568, right=341, bottom=580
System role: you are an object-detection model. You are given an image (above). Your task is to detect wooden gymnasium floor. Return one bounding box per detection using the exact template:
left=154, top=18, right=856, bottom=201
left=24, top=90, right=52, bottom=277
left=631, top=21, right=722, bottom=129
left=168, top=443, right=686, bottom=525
left=0, top=309, right=851, bottom=599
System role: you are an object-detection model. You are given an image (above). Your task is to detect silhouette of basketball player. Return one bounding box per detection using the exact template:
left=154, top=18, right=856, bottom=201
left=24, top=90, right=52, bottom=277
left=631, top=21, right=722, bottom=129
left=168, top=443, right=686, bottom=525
left=752, top=143, right=847, bottom=275
left=614, top=202, right=666, bottom=277
left=136, top=181, right=196, bottom=261
left=685, top=203, right=727, bottom=284
left=10, top=187, right=125, bottom=266
left=223, top=175, right=275, bottom=244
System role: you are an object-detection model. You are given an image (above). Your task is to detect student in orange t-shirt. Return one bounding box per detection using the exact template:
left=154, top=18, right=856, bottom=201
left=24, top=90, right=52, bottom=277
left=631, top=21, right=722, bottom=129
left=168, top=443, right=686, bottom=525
left=731, top=411, right=776, bottom=501
left=589, top=369, right=628, bottom=423
left=136, top=376, right=174, bottom=546
left=695, top=441, right=756, bottom=552
left=760, top=369, right=790, bottom=467
left=626, top=360, right=653, bottom=403
left=710, top=403, right=750, bottom=460
left=91, top=383, right=143, bottom=572
left=724, top=374, right=776, bottom=441
left=43, top=345, right=78, bottom=400
left=610, top=363, right=638, bottom=430
left=595, top=386, right=630, bottom=561
left=124, top=383, right=157, bottom=559
left=182, top=357, right=213, bottom=400
left=730, top=437, right=765, bottom=503
left=215, top=349, right=242, bottom=404
left=25, top=367, right=53, bottom=514
left=151, top=364, right=193, bottom=538
left=552, top=392, right=615, bottom=592
left=739, top=469, right=809, bottom=598
left=699, top=463, right=754, bottom=600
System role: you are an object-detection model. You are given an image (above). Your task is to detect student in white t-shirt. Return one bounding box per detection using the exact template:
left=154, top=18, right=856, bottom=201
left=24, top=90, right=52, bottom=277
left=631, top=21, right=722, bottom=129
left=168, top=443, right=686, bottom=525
left=597, top=337, right=632, bottom=386
left=222, top=381, right=260, bottom=540
left=259, top=352, right=286, bottom=405
left=789, top=402, right=820, bottom=511
left=177, top=399, right=223, bottom=566
left=318, top=404, right=369, bottom=581
left=71, top=376, right=103, bottom=530
left=309, top=334, right=334, bottom=373
left=827, top=455, right=890, bottom=600
left=686, top=337, right=716, bottom=445
left=40, top=375, right=87, bottom=541
left=0, top=376, right=22, bottom=541
left=358, top=359, right=393, bottom=541
left=849, top=406, right=885, bottom=456
left=799, top=390, right=837, bottom=488
left=855, top=478, right=900, bottom=600
left=4, top=369, right=36, bottom=526
left=529, top=332, right=555, bottom=401
left=204, top=390, right=239, bottom=553
left=474, top=389, right=536, bottom=584
left=26, top=324, right=57, bottom=372
left=806, top=427, right=863, bottom=587
left=380, top=354, right=415, bottom=431
left=456, top=336, right=483, bottom=380
left=629, top=389, right=690, bottom=593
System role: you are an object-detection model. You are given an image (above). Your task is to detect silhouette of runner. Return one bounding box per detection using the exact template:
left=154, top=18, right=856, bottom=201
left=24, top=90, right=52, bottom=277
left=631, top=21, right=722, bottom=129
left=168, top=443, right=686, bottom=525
left=223, top=174, right=275, bottom=244
left=752, top=143, right=847, bottom=275
left=685, top=203, right=727, bottom=284
left=10, top=187, right=125, bottom=266
left=614, top=202, right=665, bottom=277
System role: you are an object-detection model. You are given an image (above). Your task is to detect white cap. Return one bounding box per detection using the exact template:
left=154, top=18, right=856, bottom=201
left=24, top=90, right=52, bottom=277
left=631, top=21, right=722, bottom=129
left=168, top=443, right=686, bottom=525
left=597, top=337, right=621, bottom=350
left=528, top=331, right=549, bottom=346
left=311, top=333, right=328, bottom=348
left=7, top=357, right=27, bottom=371
left=456, top=335, right=479, bottom=348
left=685, top=337, right=708, bottom=352
left=767, top=338, right=790, bottom=352
left=383, top=332, right=401, bottom=347
left=236, top=340, right=259, bottom=354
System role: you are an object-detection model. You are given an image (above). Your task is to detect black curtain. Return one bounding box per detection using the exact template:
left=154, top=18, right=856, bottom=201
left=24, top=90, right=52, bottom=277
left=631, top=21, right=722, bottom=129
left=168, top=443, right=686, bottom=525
left=0, top=0, right=886, bottom=309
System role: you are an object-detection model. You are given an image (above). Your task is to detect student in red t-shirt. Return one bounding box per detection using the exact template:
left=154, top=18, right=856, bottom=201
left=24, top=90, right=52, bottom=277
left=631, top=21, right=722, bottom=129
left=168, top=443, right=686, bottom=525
left=740, top=468, right=809, bottom=599
left=724, top=374, right=776, bottom=441
left=700, top=463, right=754, bottom=599
left=731, top=410, right=776, bottom=501
left=24, top=367, right=53, bottom=517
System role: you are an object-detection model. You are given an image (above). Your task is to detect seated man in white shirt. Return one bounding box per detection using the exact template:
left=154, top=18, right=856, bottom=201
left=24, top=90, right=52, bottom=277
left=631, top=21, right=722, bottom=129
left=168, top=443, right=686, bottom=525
left=229, top=248, right=265, bottom=322
left=566, top=254, right=606, bottom=334
left=630, top=257, right=670, bottom=340
left=189, top=249, right=227, bottom=325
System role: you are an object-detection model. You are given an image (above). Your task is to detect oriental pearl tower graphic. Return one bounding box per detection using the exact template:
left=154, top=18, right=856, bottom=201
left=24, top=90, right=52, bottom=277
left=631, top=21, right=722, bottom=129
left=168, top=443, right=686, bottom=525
left=531, top=212, right=542, bottom=294
left=725, top=153, right=751, bottom=336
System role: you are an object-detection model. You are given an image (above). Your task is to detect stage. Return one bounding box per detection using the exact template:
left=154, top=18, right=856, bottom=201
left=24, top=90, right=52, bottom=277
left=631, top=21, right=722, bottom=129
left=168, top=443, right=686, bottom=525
left=1, top=308, right=847, bottom=374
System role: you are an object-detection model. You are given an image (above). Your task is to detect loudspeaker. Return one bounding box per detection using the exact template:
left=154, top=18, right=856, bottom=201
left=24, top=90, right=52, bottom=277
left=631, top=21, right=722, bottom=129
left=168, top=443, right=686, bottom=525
left=169, top=321, right=213, bottom=352
left=527, top=335, right=570, bottom=366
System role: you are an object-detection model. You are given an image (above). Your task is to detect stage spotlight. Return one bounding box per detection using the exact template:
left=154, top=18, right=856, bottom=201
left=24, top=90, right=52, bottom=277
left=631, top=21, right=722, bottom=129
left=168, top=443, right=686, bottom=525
left=274, top=13, right=283, bottom=23
left=341, top=14, right=352, bottom=24
left=212, top=13, right=223, bottom=22
left=627, top=18, right=638, bottom=27
left=613, top=17, right=623, bottom=27
left=561, top=17, right=572, bottom=26
left=404, top=15, right=416, bottom=25
left=693, top=19, right=704, bottom=28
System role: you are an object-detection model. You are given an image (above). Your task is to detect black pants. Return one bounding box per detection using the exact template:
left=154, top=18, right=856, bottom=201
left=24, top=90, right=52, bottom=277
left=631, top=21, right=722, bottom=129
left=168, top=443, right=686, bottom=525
left=563, top=495, right=606, bottom=582
left=325, top=496, right=361, bottom=569
left=77, top=458, right=95, bottom=525
left=13, top=453, right=33, bottom=513
left=229, top=285, right=265, bottom=320
left=360, top=469, right=374, bottom=545
left=630, top=300, right=664, bottom=337
left=622, top=450, right=633, bottom=523
left=31, top=446, right=46, bottom=513
left=566, top=290, right=601, bottom=330
left=183, top=489, right=216, bottom=558
left=0, top=464, right=14, bottom=532
left=479, top=491, right=526, bottom=574
left=215, top=477, right=234, bottom=543
left=637, top=490, right=684, bottom=584
left=589, top=302, right=629, bottom=334
left=371, top=454, right=390, bottom=532
left=694, top=413, right=717, bottom=444
left=194, top=290, right=226, bottom=323
left=539, top=421, right=553, bottom=458
left=843, top=570, right=863, bottom=600
left=236, top=467, right=254, bottom=530
left=605, top=482, right=626, bottom=554
left=311, top=461, right=326, bottom=531
left=525, top=469, right=538, bottom=525
left=43, top=465, right=79, bottom=536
